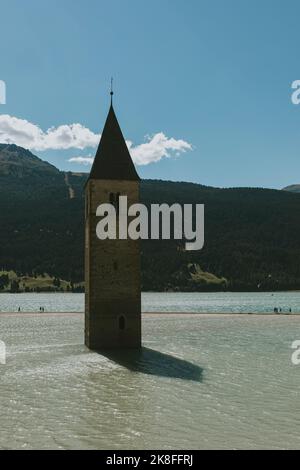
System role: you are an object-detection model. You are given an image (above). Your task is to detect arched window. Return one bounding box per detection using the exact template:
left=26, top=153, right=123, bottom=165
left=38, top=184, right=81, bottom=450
left=109, top=192, right=120, bottom=215
left=118, top=315, right=126, bottom=330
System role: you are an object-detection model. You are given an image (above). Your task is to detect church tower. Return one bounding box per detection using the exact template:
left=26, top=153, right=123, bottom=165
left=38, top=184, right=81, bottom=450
left=85, top=93, right=141, bottom=350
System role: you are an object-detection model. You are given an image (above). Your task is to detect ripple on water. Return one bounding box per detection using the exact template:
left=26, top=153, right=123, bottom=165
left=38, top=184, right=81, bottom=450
left=0, top=313, right=300, bottom=449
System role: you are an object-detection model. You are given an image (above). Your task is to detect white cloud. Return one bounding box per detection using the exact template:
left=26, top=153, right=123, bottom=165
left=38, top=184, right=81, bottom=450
left=68, top=156, right=94, bottom=165
left=0, top=114, right=99, bottom=150
left=127, top=132, right=192, bottom=166
left=0, top=114, right=192, bottom=166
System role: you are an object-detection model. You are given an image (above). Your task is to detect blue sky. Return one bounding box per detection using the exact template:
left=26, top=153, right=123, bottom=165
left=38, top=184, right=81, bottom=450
left=0, top=0, right=299, bottom=188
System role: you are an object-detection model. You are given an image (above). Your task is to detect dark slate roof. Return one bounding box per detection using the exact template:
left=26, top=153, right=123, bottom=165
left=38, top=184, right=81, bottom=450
left=88, top=105, right=140, bottom=181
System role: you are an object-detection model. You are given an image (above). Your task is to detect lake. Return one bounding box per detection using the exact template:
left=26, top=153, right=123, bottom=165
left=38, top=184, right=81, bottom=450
left=0, top=291, right=299, bottom=314
left=0, top=292, right=300, bottom=449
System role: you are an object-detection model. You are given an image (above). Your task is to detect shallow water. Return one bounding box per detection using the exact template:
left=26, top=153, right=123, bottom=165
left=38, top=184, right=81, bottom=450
left=0, top=291, right=299, bottom=314
left=0, top=313, right=300, bottom=449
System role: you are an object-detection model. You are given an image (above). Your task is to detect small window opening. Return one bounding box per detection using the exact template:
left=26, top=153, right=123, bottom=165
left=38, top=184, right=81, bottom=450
left=109, top=192, right=120, bottom=215
left=119, top=315, right=126, bottom=330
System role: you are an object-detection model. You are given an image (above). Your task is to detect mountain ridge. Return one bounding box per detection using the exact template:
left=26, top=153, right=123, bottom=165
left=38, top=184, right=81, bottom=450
left=0, top=143, right=300, bottom=292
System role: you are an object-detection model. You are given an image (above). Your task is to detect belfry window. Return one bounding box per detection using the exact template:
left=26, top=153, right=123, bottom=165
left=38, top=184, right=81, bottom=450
left=109, top=192, right=120, bottom=215
left=118, top=315, right=126, bottom=330
left=109, top=192, right=115, bottom=204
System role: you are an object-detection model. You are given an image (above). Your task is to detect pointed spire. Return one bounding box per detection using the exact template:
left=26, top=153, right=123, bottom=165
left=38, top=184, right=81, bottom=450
left=88, top=97, right=140, bottom=181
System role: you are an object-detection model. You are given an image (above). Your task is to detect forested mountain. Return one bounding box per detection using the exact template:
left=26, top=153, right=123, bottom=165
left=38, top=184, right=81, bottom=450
left=1, top=143, right=300, bottom=292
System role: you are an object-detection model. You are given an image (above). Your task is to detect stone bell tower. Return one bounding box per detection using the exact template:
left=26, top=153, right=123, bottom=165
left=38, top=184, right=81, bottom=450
left=85, top=92, right=141, bottom=350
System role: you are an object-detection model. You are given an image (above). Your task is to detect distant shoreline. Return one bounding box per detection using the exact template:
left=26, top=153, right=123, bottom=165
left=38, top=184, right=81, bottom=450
left=0, top=311, right=299, bottom=317
left=1, top=290, right=300, bottom=294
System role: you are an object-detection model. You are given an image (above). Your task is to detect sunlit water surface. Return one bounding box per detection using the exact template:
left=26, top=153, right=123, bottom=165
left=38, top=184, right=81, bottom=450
left=0, top=291, right=299, bottom=314
left=0, top=306, right=300, bottom=449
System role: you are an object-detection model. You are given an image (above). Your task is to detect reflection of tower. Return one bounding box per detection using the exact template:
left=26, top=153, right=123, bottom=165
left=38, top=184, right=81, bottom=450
left=85, top=92, right=141, bottom=350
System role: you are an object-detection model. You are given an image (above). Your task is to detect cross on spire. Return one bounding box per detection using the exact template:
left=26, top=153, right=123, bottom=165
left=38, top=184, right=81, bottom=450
left=110, top=77, right=114, bottom=105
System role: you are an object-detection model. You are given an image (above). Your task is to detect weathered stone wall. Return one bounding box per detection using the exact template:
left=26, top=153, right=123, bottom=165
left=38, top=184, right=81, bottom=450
left=85, top=179, right=141, bottom=349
